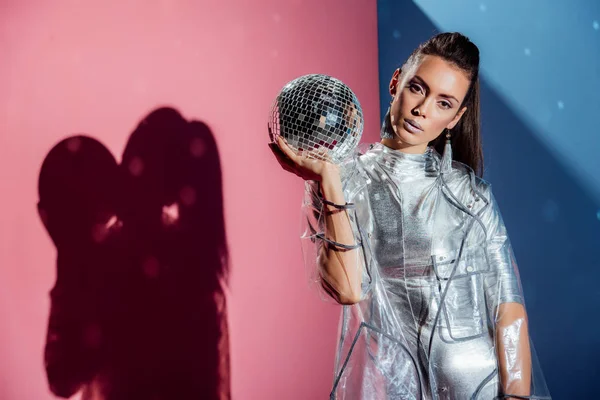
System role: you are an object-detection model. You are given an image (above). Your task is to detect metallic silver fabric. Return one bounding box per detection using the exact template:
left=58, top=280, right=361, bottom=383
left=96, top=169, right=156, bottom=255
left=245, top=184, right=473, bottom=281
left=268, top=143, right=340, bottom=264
left=301, top=141, right=551, bottom=399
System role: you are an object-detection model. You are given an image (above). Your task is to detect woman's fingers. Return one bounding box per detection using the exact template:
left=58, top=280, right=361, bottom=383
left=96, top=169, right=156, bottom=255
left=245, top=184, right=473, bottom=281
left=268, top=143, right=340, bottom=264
left=269, top=143, right=290, bottom=164
left=276, top=136, right=300, bottom=162
left=314, top=146, right=332, bottom=162
left=269, top=131, right=307, bottom=178
left=270, top=135, right=332, bottom=181
left=269, top=143, right=299, bottom=171
left=278, top=137, right=323, bottom=167
left=275, top=137, right=314, bottom=172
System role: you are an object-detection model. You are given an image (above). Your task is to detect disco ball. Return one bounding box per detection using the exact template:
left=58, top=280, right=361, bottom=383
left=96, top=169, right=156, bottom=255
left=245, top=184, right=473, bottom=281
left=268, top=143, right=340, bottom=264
left=268, top=74, right=364, bottom=164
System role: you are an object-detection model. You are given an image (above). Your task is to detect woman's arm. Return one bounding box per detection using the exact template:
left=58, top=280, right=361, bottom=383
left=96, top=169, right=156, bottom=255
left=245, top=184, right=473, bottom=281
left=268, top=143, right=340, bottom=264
left=496, top=302, right=532, bottom=399
left=316, top=169, right=364, bottom=305
left=269, top=135, right=364, bottom=305
left=476, top=183, right=534, bottom=398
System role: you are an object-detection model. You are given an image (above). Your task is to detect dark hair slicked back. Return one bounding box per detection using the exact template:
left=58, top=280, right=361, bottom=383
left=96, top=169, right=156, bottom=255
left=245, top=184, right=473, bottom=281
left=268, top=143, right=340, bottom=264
left=406, top=32, right=483, bottom=176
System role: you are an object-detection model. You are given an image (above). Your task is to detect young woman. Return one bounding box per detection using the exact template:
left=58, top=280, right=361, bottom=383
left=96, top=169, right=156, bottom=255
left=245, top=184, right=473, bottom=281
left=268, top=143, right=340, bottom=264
left=270, top=32, right=551, bottom=400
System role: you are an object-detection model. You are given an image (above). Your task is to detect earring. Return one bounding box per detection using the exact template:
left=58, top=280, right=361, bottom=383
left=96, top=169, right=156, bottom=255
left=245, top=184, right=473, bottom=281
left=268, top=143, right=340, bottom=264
left=441, top=128, right=452, bottom=174
left=380, top=107, right=395, bottom=140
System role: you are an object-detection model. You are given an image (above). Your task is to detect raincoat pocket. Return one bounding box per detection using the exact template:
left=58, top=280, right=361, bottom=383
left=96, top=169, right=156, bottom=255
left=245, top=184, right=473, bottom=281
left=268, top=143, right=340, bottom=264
left=432, top=246, right=490, bottom=342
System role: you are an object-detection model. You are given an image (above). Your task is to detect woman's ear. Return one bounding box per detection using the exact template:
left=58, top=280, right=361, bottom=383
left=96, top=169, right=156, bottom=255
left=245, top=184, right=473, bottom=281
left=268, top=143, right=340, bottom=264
left=389, top=68, right=402, bottom=97
left=447, top=106, right=467, bottom=130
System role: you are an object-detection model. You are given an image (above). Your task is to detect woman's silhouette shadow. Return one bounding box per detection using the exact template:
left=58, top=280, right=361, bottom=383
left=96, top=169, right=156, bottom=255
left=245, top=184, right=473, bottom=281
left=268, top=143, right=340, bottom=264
left=37, top=107, right=230, bottom=399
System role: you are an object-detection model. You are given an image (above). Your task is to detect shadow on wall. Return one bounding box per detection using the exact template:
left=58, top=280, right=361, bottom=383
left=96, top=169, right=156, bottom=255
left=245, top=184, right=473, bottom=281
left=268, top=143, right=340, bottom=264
left=36, top=107, right=230, bottom=400
left=377, top=0, right=600, bottom=398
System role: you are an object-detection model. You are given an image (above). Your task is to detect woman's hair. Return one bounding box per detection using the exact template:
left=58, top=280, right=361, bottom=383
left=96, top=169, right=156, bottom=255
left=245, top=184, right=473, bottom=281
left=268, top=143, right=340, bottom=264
left=402, top=32, right=483, bottom=176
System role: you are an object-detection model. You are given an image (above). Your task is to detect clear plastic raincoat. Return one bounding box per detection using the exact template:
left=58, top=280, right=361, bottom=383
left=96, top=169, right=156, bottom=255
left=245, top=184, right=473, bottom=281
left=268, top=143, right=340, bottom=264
left=301, top=140, right=551, bottom=400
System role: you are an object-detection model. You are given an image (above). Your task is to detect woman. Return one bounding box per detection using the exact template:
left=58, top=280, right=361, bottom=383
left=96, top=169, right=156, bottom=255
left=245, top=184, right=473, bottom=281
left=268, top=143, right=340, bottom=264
left=269, top=32, right=551, bottom=400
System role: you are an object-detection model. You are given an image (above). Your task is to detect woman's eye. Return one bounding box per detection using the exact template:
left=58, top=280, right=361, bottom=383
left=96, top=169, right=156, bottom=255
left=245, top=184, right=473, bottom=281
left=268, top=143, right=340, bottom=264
left=440, top=101, right=451, bottom=109
left=409, top=83, right=422, bottom=93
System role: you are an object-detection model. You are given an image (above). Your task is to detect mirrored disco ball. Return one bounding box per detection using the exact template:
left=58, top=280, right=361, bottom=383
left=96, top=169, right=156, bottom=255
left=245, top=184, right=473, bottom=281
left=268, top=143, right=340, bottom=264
left=268, top=74, right=364, bottom=164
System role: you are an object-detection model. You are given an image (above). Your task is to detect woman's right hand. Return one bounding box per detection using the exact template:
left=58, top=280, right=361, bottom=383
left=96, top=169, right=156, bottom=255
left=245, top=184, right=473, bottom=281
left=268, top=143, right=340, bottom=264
left=268, top=126, right=339, bottom=182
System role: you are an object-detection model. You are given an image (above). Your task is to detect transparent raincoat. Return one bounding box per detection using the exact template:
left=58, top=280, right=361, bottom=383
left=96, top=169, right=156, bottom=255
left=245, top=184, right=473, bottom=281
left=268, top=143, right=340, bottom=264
left=301, top=140, right=551, bottom=400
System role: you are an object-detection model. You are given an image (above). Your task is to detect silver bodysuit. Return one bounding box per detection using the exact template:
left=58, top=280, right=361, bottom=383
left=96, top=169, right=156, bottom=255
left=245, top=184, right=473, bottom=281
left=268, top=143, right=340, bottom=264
left=301, top=142, right=551, bottom=399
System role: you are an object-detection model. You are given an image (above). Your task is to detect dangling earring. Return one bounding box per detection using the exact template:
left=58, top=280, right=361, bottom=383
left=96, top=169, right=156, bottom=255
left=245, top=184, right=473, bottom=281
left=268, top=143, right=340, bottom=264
left=441, top=128, right=452, bottom=174
left=380, top=97, right=395, bottom=140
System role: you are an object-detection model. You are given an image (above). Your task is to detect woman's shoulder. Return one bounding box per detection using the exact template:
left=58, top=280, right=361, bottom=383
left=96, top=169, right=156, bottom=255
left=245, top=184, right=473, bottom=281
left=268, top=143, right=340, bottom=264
left=338, top=143, right=375, bottom=178
left=334, top=143, right=379, bottom=198
left=448, top=158, right=489, bottom=186
left=444, top=159, right=494, bottom=206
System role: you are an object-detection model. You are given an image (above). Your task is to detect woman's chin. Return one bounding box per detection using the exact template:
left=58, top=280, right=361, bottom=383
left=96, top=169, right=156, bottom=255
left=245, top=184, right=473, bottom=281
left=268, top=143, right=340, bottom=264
left=393, top=128, right=422, bottom=145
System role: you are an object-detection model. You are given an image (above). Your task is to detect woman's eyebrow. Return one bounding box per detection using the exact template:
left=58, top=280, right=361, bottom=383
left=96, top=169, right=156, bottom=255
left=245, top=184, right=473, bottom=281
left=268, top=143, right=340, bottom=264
left=413, top=75, right=459, bottom=103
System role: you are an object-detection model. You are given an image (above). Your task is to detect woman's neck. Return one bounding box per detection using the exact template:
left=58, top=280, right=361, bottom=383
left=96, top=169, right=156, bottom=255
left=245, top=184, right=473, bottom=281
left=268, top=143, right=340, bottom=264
left=380, top=138, right=429, bottom=154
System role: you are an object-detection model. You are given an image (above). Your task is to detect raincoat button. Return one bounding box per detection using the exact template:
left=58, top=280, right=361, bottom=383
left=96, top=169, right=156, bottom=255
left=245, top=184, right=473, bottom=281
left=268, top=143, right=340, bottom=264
left=466, top=266, right=474, bottom=272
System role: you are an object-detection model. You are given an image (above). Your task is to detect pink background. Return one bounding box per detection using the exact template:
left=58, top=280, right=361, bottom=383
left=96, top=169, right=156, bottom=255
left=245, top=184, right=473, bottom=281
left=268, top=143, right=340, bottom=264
left=0, top=0, right=380, bottom=398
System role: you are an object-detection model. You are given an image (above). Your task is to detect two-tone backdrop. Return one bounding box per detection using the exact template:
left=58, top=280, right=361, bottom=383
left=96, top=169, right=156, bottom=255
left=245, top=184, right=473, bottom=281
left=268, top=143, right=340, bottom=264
left=1, top=0, right=597, bottom=398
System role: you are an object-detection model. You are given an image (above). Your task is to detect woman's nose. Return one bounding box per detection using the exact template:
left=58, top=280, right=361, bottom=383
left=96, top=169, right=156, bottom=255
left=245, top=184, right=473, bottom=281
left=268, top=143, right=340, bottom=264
left=412, top=107, right=423, bottom=116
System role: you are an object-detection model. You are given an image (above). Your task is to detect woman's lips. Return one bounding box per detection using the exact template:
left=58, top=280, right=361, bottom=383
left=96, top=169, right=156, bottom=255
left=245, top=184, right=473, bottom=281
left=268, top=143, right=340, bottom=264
left=403, top=119, right=423, bottom=134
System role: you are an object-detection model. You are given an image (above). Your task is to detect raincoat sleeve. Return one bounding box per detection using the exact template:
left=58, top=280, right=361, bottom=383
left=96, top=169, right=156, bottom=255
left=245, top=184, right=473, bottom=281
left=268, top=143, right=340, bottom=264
left=300, top=164, right=371, bottom=304
left=480, top=185, right=536, bottom=399
left=481, top=187, right=524, bottom=306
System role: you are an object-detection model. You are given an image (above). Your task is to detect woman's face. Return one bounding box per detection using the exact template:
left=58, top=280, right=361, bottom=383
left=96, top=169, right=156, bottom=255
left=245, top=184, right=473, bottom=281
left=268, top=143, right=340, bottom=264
left=385, top=55, right=471, bottom=154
